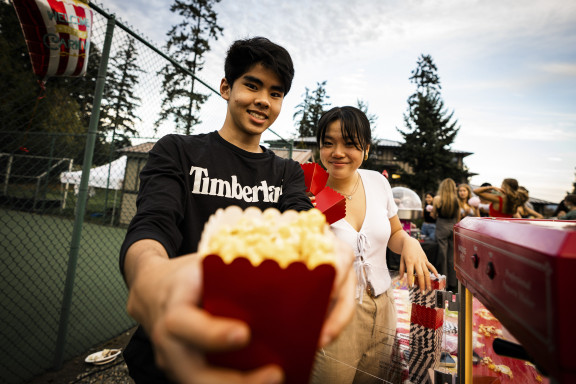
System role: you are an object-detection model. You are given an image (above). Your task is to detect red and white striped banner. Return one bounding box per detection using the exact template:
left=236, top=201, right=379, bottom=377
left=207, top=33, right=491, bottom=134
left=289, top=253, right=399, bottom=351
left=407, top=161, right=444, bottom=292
left=12, top=0, right=93, bottom=82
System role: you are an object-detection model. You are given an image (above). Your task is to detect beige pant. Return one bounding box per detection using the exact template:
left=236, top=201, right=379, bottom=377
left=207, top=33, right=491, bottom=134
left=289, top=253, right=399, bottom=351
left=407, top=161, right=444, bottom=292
left=309, top=288, right=399, bottom=384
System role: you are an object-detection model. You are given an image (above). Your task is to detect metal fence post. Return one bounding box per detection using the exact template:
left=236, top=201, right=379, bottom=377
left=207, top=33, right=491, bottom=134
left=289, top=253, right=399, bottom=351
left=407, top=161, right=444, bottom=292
left=52, top=15, right=116, bottom=370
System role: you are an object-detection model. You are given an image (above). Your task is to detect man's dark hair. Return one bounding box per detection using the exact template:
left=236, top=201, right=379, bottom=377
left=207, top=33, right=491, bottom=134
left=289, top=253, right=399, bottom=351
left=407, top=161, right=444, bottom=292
left=565, top=194, right=576, bottom=206
left=224, top=37, right=294, bottom=95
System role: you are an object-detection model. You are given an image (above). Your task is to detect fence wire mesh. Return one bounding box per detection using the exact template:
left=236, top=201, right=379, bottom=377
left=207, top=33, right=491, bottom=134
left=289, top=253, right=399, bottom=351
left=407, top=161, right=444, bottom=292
left=0, top=1, right=224, bottom=382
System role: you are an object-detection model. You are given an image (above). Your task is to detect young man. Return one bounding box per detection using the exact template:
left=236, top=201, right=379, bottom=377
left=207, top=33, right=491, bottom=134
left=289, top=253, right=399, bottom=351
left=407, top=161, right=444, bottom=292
left=120, top=37, right=355, bottom=383
left=558, top=194, right=576, bottom=220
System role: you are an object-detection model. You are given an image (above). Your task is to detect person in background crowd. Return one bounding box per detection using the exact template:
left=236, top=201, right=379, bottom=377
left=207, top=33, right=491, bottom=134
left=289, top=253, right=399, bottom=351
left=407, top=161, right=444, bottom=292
left=477, top=182, right=492, bottom=217
left=457, top=183, right=479, bottom=220
left=311, top=106, right=438, bottom=384
left=553, top=196, right=569, bottom=218
left=421, top=192, right=436, bottom=241
left=514, top=186, right=543, bottom=219
left=557, top=194, right=576, bottom=220
left=473, top=178, right=523, bottom=218
left=431, top=178, right=460, bottom=292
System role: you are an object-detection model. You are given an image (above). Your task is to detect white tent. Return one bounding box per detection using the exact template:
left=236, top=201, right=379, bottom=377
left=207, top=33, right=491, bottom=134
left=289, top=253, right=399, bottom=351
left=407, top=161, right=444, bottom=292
left=59, top=156, right=127, bottom=220
left=59, top=155, right=126, bottom=190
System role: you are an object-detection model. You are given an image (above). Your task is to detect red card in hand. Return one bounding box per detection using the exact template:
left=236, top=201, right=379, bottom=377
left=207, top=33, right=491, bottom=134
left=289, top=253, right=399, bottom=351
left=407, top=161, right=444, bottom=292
left=301, top=163, right=346, bottom=224
left=301, top=162, right=328, bottom=196
left=315, top=187, right=347, bottom=225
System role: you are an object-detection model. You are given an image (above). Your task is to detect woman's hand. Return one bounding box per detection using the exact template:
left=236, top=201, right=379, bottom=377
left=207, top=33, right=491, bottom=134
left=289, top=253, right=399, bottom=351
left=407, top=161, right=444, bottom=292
left=398, top=237, right=439, bottom=293
left=389, top=216, right=439, bottom=293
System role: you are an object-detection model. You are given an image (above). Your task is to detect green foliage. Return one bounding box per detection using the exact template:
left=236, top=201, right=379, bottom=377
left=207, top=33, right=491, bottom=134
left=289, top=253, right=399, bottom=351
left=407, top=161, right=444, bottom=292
left=0, top=2, right=84, bottom=157
left=293, top=81, right=330, bottom=141
left=156, top=0, right=223, bottom=135
left=396, top=54, right=469, bottom=195
left=100, top=37, right=143, bottom=145
left=0, top=2, right=118, bottom=167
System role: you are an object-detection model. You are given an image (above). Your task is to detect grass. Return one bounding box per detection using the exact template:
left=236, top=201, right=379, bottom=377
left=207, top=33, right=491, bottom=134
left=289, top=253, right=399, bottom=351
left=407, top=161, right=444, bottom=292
left=0, top=208, right=135, bottom=384
left=2, top=182, right=123, bottom=225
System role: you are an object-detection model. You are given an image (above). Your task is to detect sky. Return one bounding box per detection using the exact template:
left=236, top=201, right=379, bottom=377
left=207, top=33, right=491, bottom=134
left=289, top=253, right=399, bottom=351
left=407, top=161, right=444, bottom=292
left=104, top=0, right=576, bottom=203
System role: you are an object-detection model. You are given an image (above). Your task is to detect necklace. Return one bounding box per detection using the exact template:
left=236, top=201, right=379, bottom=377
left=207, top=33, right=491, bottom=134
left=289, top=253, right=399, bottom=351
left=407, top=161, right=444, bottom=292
left=333, top=173, right=360, bottom=200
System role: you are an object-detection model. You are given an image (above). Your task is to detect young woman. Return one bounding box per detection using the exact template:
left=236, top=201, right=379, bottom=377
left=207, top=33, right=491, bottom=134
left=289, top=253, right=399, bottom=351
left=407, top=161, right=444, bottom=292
left=473, top=178, right=523, bottom=218
left=310, top=106, right=437, bottom=384
left=431, top=178, right=460, bottom=292
left=421, top=192, right=437, bottom=240
left=457, top=183, right=479, bottom=220
left=558, top=194, right=576, bottom=220
left=514, top=186, right=543, bottom=219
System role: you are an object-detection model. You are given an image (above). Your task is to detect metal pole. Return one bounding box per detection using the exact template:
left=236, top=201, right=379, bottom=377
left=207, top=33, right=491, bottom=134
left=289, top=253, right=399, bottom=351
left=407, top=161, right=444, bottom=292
left=52, top=15, right=116, bottom=370
left=3, top=155, right=13, bottom=196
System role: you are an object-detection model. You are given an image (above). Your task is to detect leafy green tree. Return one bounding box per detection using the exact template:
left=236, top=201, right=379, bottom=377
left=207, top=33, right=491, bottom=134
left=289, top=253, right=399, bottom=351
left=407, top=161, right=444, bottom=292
left=293, top=81, right=330, bottom=141
left=396, top=54, right=469, bottom=195
left=0, top=1, right=88, bottom=159
left=0, top=0, right=38, bottom=149
left=0, top=0, right=118, bottom=171
left=156, top=0, right=223, bottom=135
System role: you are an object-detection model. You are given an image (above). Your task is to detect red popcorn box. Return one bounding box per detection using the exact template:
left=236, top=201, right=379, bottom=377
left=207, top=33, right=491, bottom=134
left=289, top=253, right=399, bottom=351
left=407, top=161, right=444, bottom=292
left=410, top=305, right=444, bottom=330
left=301, top=163, right=346, bottom=224
left=199, top=206, right=340, bottom=384
left=203, top=256, right=335, bottom=384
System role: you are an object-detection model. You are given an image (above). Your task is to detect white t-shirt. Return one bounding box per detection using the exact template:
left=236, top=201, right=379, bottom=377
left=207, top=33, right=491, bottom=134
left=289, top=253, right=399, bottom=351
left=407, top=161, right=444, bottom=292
left=330, top=169, right=398, bottom=299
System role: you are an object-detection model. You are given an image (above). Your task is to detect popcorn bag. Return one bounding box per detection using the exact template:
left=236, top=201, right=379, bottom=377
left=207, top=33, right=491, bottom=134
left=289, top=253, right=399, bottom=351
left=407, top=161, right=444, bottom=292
left=300, top=163, right=346, bottom=224
left=198, top=206, right=339, bottom=384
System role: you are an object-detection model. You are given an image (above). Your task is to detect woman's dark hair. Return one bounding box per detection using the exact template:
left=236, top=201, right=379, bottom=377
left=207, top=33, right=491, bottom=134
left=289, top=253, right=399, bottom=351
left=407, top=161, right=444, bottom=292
left=316, top=106, right=371, bottom=152
left=224, top=37, right=294, bottom=95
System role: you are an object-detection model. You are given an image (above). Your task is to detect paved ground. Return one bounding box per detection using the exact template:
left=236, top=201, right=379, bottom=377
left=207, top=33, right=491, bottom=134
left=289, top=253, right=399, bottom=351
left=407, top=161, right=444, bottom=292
left=26, top=328, right=136, bottom=384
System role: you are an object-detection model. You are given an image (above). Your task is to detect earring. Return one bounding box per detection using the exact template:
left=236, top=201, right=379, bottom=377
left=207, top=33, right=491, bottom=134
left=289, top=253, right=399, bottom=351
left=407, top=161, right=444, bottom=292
left=364, top=153, right=369, bottom=160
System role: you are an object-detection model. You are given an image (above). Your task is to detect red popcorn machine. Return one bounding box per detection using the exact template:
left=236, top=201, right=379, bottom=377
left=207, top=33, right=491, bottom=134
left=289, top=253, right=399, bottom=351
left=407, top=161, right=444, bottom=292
left=453, top=217, right=576, bottom=384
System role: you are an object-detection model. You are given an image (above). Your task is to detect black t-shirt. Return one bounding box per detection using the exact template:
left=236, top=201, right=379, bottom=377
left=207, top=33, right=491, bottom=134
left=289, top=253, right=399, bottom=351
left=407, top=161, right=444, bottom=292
left=423, top=208, right=436, bottom=224
left=119, top=132, right=313, bottom=381
left=120, top=131, right=313, bottom=271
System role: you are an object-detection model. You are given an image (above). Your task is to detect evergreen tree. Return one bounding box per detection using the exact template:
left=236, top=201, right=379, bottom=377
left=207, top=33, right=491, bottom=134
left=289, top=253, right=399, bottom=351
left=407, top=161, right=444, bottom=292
left=156, top=0, right=223, bottom=135
left=356, top=99, right=381, bottom=171
left=101, top=37, right=143, bottom=147
left=356, top=98, right=378, bottom=139
left=396, top=54, right=469, bottom=195
left=293, top=81, right=330, bottom=141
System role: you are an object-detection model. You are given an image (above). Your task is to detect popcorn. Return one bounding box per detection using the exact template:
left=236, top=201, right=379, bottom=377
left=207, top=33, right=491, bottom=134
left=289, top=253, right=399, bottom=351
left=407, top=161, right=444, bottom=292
left=480, top=356, right=513, bottom=379
left=198, top=206, right=336, bottom=268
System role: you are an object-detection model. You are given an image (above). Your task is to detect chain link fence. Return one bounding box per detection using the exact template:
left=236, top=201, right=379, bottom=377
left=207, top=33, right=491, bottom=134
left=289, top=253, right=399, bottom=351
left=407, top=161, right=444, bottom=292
left=0, top=2, right=226, bottom=382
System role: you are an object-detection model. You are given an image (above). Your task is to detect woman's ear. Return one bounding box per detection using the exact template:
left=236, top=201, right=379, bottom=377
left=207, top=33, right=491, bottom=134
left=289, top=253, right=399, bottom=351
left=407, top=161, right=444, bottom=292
left=220, top=78, right=231, bottom=100
left=364, top=144, right=371, bottom=161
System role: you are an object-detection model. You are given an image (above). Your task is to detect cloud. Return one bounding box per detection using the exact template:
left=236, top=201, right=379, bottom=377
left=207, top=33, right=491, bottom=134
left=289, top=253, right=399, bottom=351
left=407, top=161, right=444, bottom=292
left=538, top=62, right=576, bottom=76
